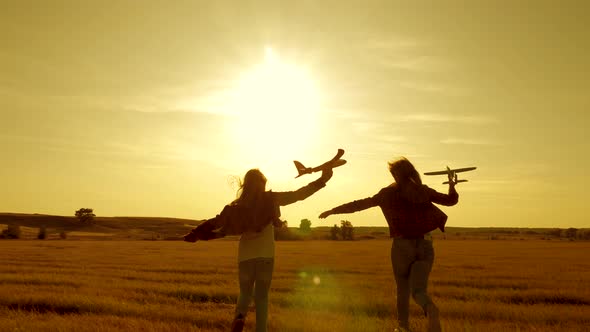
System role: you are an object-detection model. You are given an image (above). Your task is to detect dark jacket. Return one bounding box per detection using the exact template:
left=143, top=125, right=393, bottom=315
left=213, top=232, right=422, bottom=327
left=184, top=178, right=327, bottom=242
left=329, top=183, right=458, bottom=238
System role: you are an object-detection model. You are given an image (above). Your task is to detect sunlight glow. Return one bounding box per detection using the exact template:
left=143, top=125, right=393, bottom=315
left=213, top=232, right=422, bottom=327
left=225, top=47, right=321, bottom=165
left=313, top=275, right=321, bottom=285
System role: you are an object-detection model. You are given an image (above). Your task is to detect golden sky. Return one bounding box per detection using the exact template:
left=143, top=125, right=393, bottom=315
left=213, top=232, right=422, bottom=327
left=1, top=1, right=588, bottom=228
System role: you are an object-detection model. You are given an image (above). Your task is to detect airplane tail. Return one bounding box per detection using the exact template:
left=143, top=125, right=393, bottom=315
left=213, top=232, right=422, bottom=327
left=293, top=161, right=308, bottom=178
left=443, top=179, right=468, bottom=184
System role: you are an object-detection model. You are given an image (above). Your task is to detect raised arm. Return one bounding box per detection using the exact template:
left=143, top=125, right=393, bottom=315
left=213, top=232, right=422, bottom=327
left=319, top=196, right=378, bottom=219
left=274, top=168, right=332, bottom=206
left=428, top=175, right=459, bottom=206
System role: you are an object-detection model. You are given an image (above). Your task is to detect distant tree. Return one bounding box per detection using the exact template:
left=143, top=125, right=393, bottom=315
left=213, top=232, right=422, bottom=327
left=330, top=224, right=341, bottom=240
left=340, top=220, right=354, bottom=241
left=274, top=220, right=303, bottom=241
left=548, top=228, right=562, bottom=238
left=565, top=228, right=578, bottom=239
left=578, top=229, right=590, bottom=240
left=274, top=220, right=291, bottom=240
left=299, top=219, right=312, bottom=232
left=37, top=226, right=47, bottom=240
left=1, top=225, right=21, bottom=239
left=75, top=208, right=96, bottom=223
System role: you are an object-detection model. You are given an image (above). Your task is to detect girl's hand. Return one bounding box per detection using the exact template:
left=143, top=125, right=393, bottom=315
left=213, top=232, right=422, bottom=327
left=319, top=210, right=332, bottom=219
left=448, top=173, right=458, bottom=187
left=320, top=167, right=333, bottom=182
left=183, top=230, right=199, bottom=242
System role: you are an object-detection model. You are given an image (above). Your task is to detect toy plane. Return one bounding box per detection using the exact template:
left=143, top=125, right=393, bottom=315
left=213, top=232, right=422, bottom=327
left=294, top=149, right=347, bottom=178
left=424, top=166, right=477, bottom=184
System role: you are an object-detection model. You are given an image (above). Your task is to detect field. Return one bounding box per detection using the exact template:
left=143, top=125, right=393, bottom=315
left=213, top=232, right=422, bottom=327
left=1, top=239, right=589, bottom=332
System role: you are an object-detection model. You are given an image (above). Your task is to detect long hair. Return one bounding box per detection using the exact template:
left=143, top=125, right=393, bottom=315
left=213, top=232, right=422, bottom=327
left=226, top=169, right=272, bottom=233
left=388, top=157, right=422, bottom=186
left=233, top=169, right=267, bottom=205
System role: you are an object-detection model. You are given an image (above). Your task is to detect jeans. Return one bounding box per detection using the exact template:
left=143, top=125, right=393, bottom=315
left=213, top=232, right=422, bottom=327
left=236, top=257, right=274, bottom=332
left=391, top=238, right=435, bottom=329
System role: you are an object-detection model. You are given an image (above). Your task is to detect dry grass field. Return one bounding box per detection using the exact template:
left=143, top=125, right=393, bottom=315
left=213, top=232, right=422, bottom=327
left=1, top=239, right=589, bottom=332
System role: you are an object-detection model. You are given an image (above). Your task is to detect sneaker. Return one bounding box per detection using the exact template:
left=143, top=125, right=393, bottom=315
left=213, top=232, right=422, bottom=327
left=231, top=314, right=245, bottom=332
left=426, top=303, right=441, bottom=332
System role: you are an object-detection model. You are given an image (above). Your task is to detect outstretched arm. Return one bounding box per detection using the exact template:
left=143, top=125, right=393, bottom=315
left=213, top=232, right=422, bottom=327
left=319, top=196, right=377, bottom=219
left=183, top=217, right=224, bottom=242
left=183, top=206, right=230, bottom=242
left=274, top=168, right=333, bottom=206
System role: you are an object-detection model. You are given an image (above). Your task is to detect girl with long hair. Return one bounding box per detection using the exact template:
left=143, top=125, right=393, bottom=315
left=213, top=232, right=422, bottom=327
left=319, top=157, right=458, bottom=332
left=185, top=167, right=333, bottom=332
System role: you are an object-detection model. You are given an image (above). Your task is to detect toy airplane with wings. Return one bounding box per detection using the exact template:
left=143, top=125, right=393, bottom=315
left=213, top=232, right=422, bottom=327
left=293, top=149, right=347, bottom=178
left=424, top=166, right=477, bottom=184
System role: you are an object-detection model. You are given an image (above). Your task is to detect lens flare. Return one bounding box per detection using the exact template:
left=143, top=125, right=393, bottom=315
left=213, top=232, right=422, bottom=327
left=313, top=275, right=321, bottom=285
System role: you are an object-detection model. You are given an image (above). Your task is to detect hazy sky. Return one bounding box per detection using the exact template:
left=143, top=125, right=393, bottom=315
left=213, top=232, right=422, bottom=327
left=1, top=1, right=589, bottom=228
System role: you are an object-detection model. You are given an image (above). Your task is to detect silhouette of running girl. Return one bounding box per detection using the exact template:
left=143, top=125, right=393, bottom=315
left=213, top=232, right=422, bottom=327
left=319, top=157, right=458, bottom=332
left=185, top=167, right=333, bottom=332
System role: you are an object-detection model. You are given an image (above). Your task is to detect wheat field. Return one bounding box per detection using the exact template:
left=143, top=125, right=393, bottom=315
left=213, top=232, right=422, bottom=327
left=1, top=239, right=589, bottom=332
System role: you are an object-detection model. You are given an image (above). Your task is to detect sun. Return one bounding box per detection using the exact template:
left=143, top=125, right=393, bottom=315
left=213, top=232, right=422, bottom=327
left=225, top=47, right=321, bottom=167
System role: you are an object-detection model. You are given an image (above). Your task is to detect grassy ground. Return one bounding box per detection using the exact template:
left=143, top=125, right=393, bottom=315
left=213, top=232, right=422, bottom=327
left=1, top=239, right=589, bottom=331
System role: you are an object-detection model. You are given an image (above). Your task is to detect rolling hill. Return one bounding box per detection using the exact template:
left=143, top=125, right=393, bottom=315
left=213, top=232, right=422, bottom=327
left=0, top=213, right=201, bottom=240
